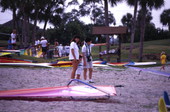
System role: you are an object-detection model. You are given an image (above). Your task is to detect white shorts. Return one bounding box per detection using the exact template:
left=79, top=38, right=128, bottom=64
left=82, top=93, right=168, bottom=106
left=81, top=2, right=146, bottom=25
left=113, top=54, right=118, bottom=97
left=76, top=66, right=83, bottom=75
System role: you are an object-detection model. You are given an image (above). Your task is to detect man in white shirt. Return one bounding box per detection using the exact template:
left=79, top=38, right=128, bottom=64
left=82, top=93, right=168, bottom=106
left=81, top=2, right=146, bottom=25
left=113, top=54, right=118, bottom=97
left=82, top=38, right=106, bottom=83
left=11, top=29, right=17, bottom=49
left=40, top=36, right=48, bottom=58
left=58, top=44, right=63, bottom=57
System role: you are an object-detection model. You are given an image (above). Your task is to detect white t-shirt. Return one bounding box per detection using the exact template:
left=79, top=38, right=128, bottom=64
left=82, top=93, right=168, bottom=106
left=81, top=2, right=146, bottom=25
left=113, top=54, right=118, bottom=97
left=11, top=33, right=16, bottom=44
left=82, top=43, right=94, bottom=56
left=65, top=45, right=70, bottom=54
left=69, top=42, right=79, bottom=60
left=40, top=39, right=48, bottom=47
left=58, top=45, right=63, bottom=52
left=35, top=40, right=40, bottom=46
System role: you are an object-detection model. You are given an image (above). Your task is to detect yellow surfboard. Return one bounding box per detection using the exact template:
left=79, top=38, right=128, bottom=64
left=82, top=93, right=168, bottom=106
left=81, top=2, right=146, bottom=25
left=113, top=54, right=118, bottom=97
left=0, top=52, right=12, bottom=56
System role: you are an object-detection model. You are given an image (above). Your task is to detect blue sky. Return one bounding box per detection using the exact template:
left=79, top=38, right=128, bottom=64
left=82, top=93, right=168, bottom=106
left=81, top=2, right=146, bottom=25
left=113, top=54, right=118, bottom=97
left=0, top=0, right=169, bottom=29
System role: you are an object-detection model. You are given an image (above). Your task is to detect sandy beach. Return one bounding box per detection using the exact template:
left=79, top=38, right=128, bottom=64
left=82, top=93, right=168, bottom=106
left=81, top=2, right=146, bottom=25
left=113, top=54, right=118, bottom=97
left=0, top=66, right=170, bottom=112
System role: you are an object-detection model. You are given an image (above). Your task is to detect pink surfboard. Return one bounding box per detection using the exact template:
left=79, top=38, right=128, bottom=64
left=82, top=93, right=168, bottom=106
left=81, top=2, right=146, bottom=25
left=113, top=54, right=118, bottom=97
left=0, top=85, right=116, bottom=98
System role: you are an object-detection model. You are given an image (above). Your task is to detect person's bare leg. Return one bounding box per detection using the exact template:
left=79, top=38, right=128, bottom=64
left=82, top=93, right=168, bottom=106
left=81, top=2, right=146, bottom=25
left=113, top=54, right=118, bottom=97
left=89, top=68, right=93, bottom=79
left=71, top=60, right=78, bottom=79
left=83, top=68, right=87, bottom=80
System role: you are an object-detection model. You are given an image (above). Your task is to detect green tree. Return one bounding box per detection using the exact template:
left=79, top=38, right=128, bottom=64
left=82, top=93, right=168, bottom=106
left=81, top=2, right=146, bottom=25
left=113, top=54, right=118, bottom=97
left=160, top=9, right=170, bottom=31
left=126, top=0, right=138, bottom=61
left=138, top=0, right=164, bottom=62
left=121, top=13, right=133, bottom=42
left=39, top=0, right=64, bottom=36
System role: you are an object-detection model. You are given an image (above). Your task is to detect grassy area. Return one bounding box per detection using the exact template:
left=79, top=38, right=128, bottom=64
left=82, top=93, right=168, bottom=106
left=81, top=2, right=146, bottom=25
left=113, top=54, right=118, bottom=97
left=1, top=39, right=170, bottom=63
left=92, top=39, right=170, bottom=62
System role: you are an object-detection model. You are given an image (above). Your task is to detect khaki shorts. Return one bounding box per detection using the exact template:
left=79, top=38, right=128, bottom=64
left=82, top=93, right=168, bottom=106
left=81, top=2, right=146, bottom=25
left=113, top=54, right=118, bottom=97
left=83, top=58, right=93, bottom=68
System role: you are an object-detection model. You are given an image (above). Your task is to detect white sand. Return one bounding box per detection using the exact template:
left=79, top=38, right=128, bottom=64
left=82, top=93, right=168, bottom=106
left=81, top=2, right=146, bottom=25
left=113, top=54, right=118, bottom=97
left=0, top=66, right=170, bottom=112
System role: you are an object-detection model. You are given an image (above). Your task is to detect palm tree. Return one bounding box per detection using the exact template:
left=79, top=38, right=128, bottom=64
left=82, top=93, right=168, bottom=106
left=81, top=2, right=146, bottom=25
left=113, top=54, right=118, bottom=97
left=39, top=0, right=64, bottom=36
left=126, top=0, right=138, bottom=61
left=138, top=0, right=164, bottom=62
left=121, top=13, right=133, bottom=42
left=160, top=9, right=170, bottom=31
left=30, top=0, right=46, bottom=43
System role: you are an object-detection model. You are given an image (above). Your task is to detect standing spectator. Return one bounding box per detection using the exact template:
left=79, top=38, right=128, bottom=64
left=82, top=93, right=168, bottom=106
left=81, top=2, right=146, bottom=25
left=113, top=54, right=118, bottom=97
left=11, top=29, right=17, bottom=49
left=69, top=35, right=80, bottom=80
left=40, top=36, right=48, bottom=58
left=58, top=44, right=63, bottom=57
left=65, top=44, right=70, bottom=56
left=82, top=37, right=106, bottom=83
left=160, top=51, right=167, bottom=71
left=34, top=38, right=40, bottom=55
left=54, top=39, right=59, bottom=57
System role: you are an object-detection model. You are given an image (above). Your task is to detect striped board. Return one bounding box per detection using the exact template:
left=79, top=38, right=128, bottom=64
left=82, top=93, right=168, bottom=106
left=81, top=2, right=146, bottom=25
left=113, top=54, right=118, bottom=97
left=93, top=64, right=108, bottom=67
left=107, top=62, right=129, bottom=66
left=51, top=61, right=109, bottom=67
left=0, top=63, right=53, bottom=68
left=126, top=62, right=157, bottom=66
left=0, top=85, right=116, bottom=98
left=50, top=61, right=72, bottom=67
left=1, top=50, right=20, bottom=53
left=0, top=52, right=12, bottom=57
left=92, top=61, right=107, bottom=64
left=92, top=61, right=108, bottom=67
left=0, top=57, right=32, bottom=63
left=35, top=50, right=42, bottom=58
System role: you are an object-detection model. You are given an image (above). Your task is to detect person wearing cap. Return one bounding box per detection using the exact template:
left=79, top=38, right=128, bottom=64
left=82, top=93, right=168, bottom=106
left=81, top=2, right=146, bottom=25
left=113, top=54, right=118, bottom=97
left=69, top=35, right=80, bottom=80
left=40, top=36, right=48, bottom=58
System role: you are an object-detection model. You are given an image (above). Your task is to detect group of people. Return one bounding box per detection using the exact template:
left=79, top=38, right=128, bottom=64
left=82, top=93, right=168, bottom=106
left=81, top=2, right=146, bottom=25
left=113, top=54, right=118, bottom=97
left=54, top=41, right=70, bottom=57
left=69, top=36, right=107, bottom=83
left=35, top=37, right=70, bottom=58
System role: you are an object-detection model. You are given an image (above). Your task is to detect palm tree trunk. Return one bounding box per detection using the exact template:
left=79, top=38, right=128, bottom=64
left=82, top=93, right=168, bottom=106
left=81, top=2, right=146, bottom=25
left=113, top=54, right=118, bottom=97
left=32, top=9, right=39, bottom=43
left=43, top=20, right=48, bottom=36
left=104, top=0, right=110, bottom=61
left=12, top=8, right=17, bottom=29
left=129, top=0, right=138, bottom=61
left=139, top=6, right=147, bottom=62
